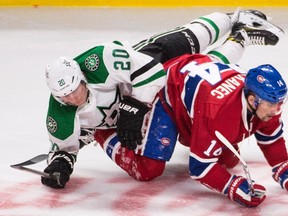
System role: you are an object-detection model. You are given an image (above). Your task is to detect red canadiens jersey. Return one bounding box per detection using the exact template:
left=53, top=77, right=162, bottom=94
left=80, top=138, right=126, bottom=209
left=159, top=54, right=288, bottom=192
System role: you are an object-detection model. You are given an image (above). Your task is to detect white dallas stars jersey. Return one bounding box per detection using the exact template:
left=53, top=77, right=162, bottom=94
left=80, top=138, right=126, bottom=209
left=46, top=41, right=166, bottom=157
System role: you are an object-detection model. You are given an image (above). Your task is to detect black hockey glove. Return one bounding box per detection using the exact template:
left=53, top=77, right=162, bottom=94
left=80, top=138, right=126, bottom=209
left=41, top=151, right=74, bottom=189
left=117, top=96, right=150, bottom=150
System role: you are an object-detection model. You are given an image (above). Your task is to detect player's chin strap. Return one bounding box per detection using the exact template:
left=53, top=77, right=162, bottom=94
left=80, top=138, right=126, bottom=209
left=246, top=98, right=257, bottom=120
left=247, top=103, right=256, bottom=114
left=246, top=94, right=261, bottom=117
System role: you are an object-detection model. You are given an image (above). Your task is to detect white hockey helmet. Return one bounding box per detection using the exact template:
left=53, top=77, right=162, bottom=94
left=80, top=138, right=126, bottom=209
left=45, top=56, right=84, bottom=97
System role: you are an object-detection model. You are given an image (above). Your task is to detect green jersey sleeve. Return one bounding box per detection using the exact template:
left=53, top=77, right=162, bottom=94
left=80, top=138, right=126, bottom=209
left=46, top=95, right=80, bottom=155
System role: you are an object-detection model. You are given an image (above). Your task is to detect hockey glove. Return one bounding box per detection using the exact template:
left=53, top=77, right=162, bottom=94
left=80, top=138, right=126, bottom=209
left=272, top=160, right=288, bottom=191
left=117, top=96, right=150, bottom=150
left=41, top=151, right=74, bottom=189
left=226, top=175, right=266, bottom=207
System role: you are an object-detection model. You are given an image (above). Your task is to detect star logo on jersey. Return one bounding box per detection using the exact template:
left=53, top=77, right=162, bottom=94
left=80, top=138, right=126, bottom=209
left=63, top=59, right=71, bottom=67
left=85, top=54, right=100, bottom=71
left=47, top=116, right=57, bottom=133
left=97, top=88, right=121, bottom=127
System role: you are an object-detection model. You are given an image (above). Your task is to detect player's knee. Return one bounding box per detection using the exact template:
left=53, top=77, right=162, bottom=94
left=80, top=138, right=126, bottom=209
left=129, top=156, right=166, bottom=181
left=94, top=129, right=116, bottom=149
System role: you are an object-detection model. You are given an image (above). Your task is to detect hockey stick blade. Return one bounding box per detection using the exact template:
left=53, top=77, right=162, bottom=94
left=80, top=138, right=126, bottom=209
left=215, top=131, right=255, bottom=195
left=11, top=155, right=61, bottom=182
left=10, top=154, right=48, bottom=168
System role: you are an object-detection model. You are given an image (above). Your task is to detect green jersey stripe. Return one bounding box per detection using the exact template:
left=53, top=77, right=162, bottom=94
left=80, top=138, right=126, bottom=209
left=208, top=50, right=230, bottom=64
left=131, top=59, right=159, bottom=81
left=133, top=70, right=166, bottom=87
left=199, top=17, right=219, bottom=44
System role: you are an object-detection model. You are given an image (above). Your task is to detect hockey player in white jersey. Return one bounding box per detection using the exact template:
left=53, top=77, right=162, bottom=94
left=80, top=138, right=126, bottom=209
left=42, top=9, right=284, bottom=205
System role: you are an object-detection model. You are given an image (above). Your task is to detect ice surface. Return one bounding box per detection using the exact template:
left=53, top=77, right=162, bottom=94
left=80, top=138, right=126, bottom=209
left=0, top=7, right=288, bottom=215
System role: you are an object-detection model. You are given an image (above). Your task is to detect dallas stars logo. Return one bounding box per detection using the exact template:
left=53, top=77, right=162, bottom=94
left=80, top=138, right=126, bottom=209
left=97, top=88, right=121, bottom=127
left=47, top=116, right=57, bottom=133
left=85, top=54, right=100, bottom=71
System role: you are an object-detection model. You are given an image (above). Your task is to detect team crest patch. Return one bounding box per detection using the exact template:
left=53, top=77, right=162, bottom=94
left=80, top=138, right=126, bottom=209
left=47, top=116, right=57, bottom=133
left=85, top=54, right=100, bottom=71
left=161, top=138, right=171, bottom=146
left=257, top=75, right=265, bottom=83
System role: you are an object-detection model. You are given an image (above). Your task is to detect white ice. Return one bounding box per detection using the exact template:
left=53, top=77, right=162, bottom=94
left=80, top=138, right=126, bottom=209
left=0, top=7, right=288, bottom=216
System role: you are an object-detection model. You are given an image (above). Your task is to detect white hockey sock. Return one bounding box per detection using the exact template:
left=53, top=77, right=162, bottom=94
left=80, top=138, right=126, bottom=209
left=208, top=40, right=244, bottom=64
left=184, top=12, right=232, bottom=52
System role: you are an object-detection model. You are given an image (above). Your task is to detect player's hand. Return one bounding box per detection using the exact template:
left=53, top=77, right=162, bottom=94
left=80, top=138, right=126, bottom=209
left=272, top=160, right=288, bottom=190
left=226, top=175, right=266, bottom=207
left=41, top=151, right=74, bottom=189
left=117, top=96, right=150, bottom=150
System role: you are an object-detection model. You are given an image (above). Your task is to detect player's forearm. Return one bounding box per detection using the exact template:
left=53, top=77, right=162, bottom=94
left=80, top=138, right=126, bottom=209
left=190, top=161, right=232, bottom=193
left=258, top=137, right=288, bottom=167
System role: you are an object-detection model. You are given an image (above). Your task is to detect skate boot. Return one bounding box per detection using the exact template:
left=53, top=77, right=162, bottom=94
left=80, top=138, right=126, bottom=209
left=225, top=28, right=249, bottom=48
left=229, top=21, right=284, bottom=46
left=237, top=10, right=284, bottom=45
left=228, top=8, right=284, bottom=46
left=228, top=8, right=267, bottom=25
left=240, top=9, right=267, bottom=21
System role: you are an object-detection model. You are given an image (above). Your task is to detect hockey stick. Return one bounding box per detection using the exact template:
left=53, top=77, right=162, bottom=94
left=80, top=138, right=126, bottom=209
left=11, top=154, right=60, bottom=182
left=11, top=154, right=48, bottom=167
left=11, top=165, right=51, bottom=178
left=215, top=131, right=255, bottom=195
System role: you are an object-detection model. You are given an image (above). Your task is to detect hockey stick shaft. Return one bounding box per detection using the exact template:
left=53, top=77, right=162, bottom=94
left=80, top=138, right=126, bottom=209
left=11, top=163, right=61, bottom=185
left=11, top=165, right=61, bottom=186
left=10, top=154, right=60, bottom=180
left=215, top=131, right=254, bottom=194
left=11, top=165, right=51, bottom=178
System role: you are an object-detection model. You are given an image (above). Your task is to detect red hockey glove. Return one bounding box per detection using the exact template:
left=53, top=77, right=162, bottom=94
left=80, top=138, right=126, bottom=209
left=226, top=175, right=266, bottom=207
left=41, top=151, right=74, bottom=189
left=117, top=96, right=150, bottom=150
left=272, top=160, right=288, bottom=191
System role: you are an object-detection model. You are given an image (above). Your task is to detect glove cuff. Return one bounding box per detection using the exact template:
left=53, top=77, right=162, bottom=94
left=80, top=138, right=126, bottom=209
left=226, top=175, right=245, bottom=200
left=226, top=175, right=266, bottom=207
left=272, top=160, right=288, bottom=189
left=120, top=96, right=150, bottom=115
left=48, top=151, right=75, bottom=174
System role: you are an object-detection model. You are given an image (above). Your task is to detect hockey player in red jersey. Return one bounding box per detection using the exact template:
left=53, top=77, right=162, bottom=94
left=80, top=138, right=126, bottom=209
left=94, top=13, right=287, bottom=207
left=42, top=8, right=288, bottom=208
left=158, top=54, right=287, bottom=207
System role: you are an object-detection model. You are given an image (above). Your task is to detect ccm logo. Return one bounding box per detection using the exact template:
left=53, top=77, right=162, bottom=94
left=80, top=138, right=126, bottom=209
left=119, top=103, right=139, bottom=114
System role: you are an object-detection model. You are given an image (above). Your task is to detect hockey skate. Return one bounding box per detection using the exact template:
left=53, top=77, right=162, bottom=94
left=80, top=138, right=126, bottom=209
left=231, top=10, right=284, bottom=46
left=230, top=22, right=283, bottom=46
left=229, top=8, right=267, bottom=24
